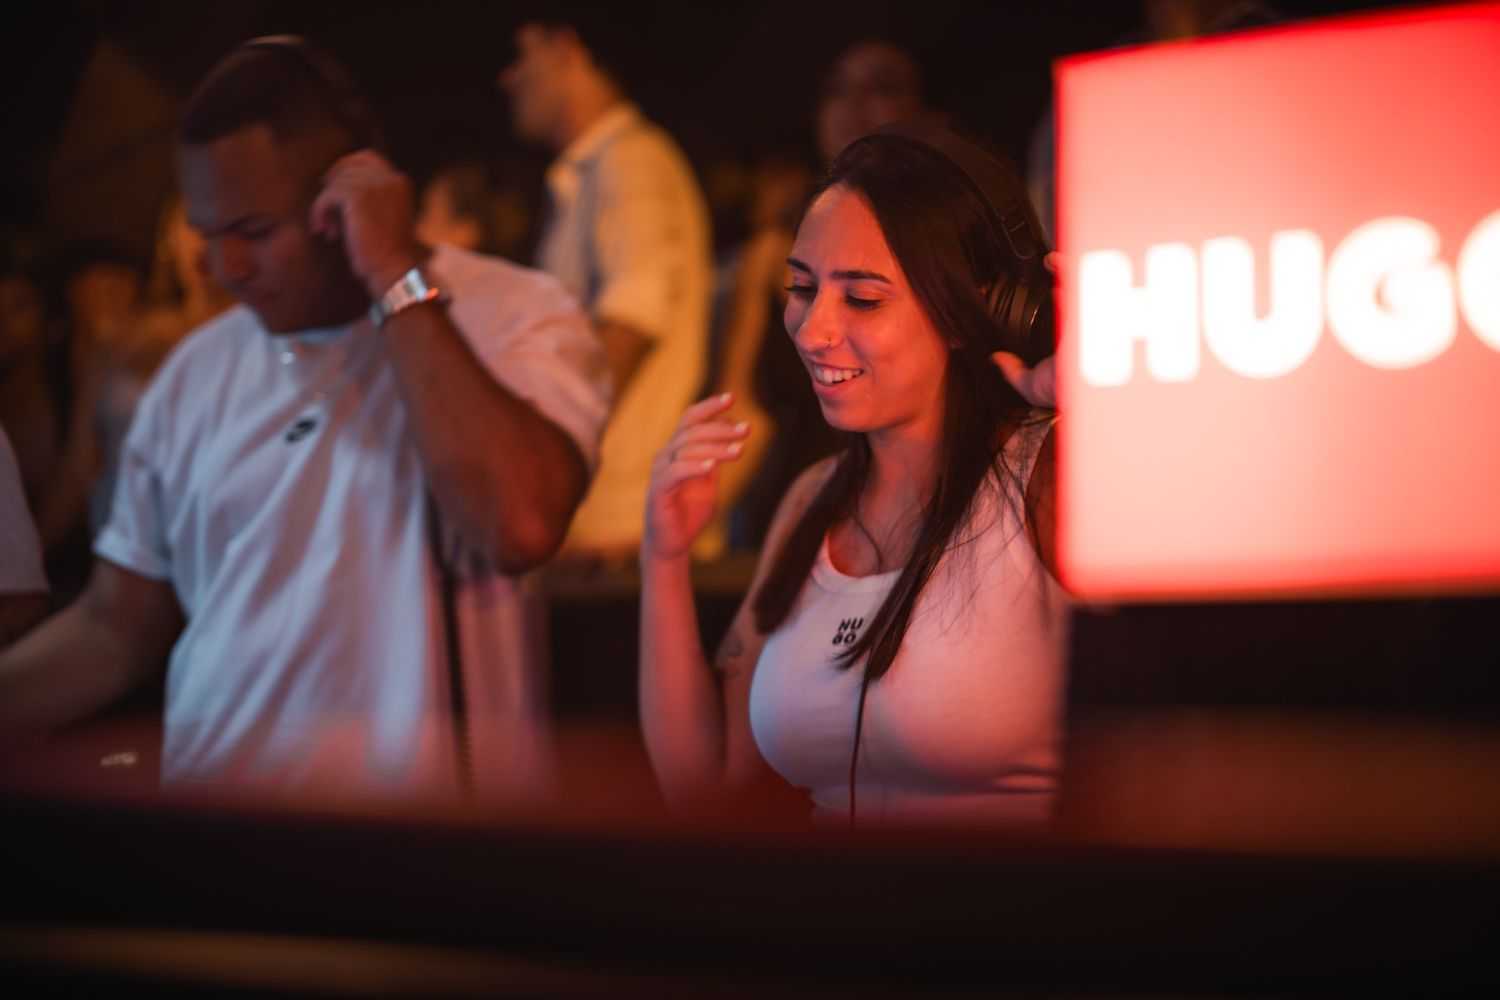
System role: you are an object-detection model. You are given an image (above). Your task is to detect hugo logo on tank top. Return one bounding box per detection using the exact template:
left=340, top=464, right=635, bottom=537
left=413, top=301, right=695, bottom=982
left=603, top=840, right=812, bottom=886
left=831, top=617, right=865, bottom=647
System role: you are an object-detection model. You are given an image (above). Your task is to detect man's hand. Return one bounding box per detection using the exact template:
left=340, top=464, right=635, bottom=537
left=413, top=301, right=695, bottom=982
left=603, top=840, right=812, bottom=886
left=309, top=150, right=423, bottom=298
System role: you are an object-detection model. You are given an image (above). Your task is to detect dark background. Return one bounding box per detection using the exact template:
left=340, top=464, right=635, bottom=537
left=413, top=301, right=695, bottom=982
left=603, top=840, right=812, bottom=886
left=2, top=0, right=1409, bottom=257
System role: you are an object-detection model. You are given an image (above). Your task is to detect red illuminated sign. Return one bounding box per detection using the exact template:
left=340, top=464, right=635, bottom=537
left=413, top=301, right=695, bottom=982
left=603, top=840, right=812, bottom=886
left=1055, top=3, right=1500, bottom=599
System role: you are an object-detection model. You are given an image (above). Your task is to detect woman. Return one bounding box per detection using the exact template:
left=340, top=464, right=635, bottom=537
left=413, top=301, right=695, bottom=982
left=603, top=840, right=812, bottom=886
left=640, top=124, right=1065, bottom=828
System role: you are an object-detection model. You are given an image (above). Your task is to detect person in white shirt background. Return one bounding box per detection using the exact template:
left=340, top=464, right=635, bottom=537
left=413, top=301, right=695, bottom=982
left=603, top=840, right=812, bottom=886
left=0, top=37, right=610, bottom=799
left=500, top=11, right=713, bottom=565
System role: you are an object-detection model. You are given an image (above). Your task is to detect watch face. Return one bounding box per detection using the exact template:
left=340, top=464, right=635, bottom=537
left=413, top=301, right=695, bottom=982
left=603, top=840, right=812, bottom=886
left=373, top=268, right=443, bottom=327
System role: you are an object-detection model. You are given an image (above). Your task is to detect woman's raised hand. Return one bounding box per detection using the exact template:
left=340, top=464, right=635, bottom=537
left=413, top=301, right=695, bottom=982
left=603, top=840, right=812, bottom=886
left=643, top=393, right=752, bottom=561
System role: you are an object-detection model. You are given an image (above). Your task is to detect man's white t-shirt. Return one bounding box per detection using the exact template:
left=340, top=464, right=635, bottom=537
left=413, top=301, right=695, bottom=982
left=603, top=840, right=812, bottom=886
left=95, top=245, right=610, bottom=797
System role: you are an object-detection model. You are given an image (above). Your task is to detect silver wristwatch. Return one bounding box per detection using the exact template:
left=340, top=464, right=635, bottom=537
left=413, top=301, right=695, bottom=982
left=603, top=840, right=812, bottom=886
left=369, top=266, right=448, bottom=328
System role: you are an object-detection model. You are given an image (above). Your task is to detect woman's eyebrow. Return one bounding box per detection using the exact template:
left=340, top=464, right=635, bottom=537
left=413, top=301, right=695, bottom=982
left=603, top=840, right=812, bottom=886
left=785, top=257, right=891, bottom=284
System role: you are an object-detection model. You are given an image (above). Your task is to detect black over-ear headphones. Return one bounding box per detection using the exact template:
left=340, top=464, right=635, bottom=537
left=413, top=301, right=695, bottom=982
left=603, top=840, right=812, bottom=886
left=238, top=34, right=385, bottom=152
left=874, top=122, right=1054, bottom=358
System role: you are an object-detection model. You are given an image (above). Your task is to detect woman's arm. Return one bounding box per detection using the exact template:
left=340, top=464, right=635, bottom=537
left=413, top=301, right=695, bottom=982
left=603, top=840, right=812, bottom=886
left=1024, top=421, right=1059, bottom=580
left=709, top=459, right=830, bottom=792
left=639, top=395, right=827, bottom=807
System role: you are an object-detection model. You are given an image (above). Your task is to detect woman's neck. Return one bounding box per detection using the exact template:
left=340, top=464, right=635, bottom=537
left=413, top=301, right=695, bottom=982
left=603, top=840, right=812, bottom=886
left=865, top=420, right=941, bottom=510
left=833, top=423, right=942, bottom=573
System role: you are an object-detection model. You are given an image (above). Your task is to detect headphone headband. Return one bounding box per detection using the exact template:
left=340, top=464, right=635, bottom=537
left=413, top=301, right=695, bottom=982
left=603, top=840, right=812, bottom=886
left=868, top=121, right=1054, bottom=355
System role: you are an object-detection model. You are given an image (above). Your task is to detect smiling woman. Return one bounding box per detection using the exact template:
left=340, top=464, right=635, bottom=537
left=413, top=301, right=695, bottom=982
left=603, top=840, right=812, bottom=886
left=782, top=189, right=951, bottom=442
left=638, top=122, right=1064, bottom=828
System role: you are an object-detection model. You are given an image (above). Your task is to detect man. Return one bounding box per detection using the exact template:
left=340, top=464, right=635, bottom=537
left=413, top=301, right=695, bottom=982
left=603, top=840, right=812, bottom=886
left=501, top=15, right=712, bottom=562
left=0, top=38, right=611, bottom=798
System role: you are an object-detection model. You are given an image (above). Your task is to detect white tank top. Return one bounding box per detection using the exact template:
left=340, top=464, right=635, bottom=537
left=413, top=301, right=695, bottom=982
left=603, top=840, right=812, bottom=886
left=749, top=419, right=1069, bottom=827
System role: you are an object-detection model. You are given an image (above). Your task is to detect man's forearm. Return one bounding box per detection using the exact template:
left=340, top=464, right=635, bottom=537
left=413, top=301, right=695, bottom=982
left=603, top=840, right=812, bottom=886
left=0, top=600, right=155, bottom=732
left=0, top=593, right=48, bottom=650
left=311, top=149, right=589, bottom=571
left=380, top=302, right=588, bottom=572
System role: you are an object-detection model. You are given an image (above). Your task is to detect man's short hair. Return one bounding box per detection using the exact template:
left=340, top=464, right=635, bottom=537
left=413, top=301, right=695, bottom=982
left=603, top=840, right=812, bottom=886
left=180, top=37, right=382, bottom=153
left=508, top=4, right=646, bottom=95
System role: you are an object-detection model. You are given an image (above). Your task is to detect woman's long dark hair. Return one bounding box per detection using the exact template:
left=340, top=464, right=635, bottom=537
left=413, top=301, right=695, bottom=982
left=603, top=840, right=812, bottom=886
left=751, top=125, right=1054, bottom=685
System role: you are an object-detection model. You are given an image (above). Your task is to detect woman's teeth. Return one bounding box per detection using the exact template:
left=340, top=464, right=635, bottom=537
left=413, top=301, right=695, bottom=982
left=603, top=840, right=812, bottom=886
left=814, top=365, right=864, bottom=385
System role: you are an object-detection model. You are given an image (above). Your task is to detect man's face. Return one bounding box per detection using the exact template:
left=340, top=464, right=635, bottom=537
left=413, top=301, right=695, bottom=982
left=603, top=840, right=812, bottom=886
left=179, top=125, right=357, bottom=334
left=499, top=24, right=573, bottom=147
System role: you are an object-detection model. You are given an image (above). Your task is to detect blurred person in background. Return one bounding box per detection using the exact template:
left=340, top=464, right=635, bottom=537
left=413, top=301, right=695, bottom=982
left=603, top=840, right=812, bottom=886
left=700, top=150, right=823, bottom=557
left=88, top=195, right=236, bottom=535
left=415, top=159, right=534, bottom=263
left=815, top=39, right=933, bottom=167
left=134, top=195, right=236, bottom=360
left=0, top=257, right=53, bottom=508
left=0, top=426, right=48, bottom=648
left=0, top=37, right=610, bottom=799
left=640, top=125, right=1066, bottom=828
left=500, top=9, right=712, bottom=567
left=4, top=242, right=145, bottom=602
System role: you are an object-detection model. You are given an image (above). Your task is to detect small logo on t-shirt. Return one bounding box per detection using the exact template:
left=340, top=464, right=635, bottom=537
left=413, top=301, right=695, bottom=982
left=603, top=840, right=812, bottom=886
left=831, top=617, right=865, bottom=647
left=284, top=415, right=319, bottom=443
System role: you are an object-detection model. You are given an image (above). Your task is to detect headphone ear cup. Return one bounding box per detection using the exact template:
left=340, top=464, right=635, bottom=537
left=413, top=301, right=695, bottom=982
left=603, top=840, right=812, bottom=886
left=987, top=268, right=1054, bottom=360
left=984, top=278, right=1010, bottom=329
left=1027, top=279, right=1056, bottom=357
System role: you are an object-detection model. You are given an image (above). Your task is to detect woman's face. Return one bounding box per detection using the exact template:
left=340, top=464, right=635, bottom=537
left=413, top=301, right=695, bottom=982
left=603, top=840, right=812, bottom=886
left=784, top=184, right=950, bottom=445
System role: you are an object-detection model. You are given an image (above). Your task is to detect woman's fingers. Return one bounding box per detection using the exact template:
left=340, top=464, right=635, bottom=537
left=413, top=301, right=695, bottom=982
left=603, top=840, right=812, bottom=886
left=673, top=440, right=745, bottom=464
left=679, top=391, right=736, bottom=427
left=657, top=456, right=721, bottom=491
left=651, top=393, right=752, bottom=491
left=669, top=419, right=751, bottom=451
